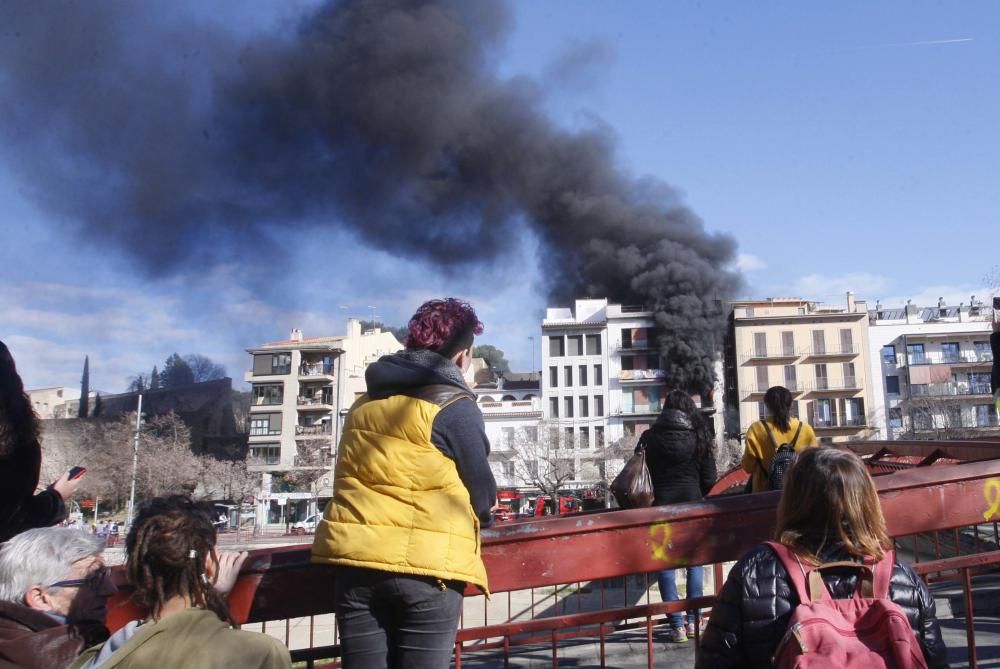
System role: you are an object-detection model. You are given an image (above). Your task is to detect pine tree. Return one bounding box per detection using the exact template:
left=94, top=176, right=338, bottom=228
left=78, top=356, right=90, bottom=418
left=93, top=393, right=103, bottom=416
left=150, top=366, right=160, bottom=390
left=160, top=353, right=195, bottom=388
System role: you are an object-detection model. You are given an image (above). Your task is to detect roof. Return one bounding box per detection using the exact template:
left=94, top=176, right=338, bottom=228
left=248, top=336, right=346, bottom=353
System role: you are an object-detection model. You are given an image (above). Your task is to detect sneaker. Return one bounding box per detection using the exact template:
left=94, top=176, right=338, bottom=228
left=667, top=626, right=688, bottom=643
left=685, top=621, right=702, bottom=638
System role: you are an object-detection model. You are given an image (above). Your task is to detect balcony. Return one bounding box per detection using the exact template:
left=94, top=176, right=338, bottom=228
left=616, top=404, right=663, bottom=418
left=296, top=395, right=333, bottom=411
left=812, top=416, right=867, bottom=429
left=617, top=369, right=667, bottom=384
left=906, top=351, right=994, bottom=367
left=909, top=383, right=993, bottom=399
left=809, top=377, right=862, bottom=393
left=295, top=424, right=333, bottom=438
left=615, top=340, right=655, bottom=353
left=739, top=348, right=799, bottom=363
left=743, top=383, right=804, bottom=399
left=802, top=346, right=858, bottom=359
left=298, top=362, right=334, bottom=379
left=479, top=398, right=542, bottom=417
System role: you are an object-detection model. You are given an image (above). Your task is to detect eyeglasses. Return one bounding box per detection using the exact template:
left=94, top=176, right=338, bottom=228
left=47, top=565, right=111, bottom=590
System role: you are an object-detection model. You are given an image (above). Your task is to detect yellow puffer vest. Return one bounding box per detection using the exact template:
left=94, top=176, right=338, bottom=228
left=311, top=384, right=489, bottom=595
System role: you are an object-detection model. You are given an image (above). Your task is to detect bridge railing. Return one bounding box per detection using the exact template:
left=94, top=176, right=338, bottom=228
left=103, top=439, right=1000, bottom=668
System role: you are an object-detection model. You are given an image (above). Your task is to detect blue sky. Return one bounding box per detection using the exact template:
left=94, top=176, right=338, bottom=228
left=2, top=1, right=997, bottom=392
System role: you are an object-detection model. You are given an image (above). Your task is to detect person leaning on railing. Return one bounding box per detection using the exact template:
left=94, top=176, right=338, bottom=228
left=697, top=447, right=948, bottom=669
left=741, top=386, right=817, bottom=492
left=311, top=298, right=496, bottom=669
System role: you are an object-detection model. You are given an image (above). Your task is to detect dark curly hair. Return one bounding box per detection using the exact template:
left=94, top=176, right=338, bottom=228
left=0, top=340, right=40, bottom=459
left=125, top=495, right=232, bottom=623
left=404, top=298, right=484, bottom=357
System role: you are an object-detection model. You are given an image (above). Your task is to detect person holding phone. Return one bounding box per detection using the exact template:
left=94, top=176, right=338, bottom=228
left=0, top=341, right=84, bottom=542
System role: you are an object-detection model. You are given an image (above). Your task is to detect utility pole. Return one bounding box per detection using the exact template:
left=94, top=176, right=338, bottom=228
left=529, top=336, right=535, bottom=379
left=126, top=393, right=143, bottom=528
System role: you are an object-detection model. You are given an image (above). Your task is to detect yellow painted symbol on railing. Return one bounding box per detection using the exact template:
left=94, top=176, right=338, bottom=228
left=983, top=479, right=1000, bottom=521
left=650, top=523, right=671, bottom=562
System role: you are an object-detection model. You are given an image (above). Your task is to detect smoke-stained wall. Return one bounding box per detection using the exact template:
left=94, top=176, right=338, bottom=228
left=0, top=0, right=740, bottom=393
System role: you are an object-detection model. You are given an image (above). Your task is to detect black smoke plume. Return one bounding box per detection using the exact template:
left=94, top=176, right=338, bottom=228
left=0, top=0, right=740, bottom=392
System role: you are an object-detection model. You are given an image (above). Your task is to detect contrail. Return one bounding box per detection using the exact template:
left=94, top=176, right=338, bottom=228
left=857, top=37, right=974, bottom=50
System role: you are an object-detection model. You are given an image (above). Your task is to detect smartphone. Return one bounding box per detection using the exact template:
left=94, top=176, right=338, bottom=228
left=68, top=466, right=87, bottom=480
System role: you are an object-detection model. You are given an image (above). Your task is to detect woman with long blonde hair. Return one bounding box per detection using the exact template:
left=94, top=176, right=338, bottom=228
left=698, top=447, right=948, bottom=668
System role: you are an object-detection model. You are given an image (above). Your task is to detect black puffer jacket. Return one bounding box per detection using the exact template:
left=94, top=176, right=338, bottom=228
left=641, top=409, right=716, bottom=506
left=698, top=542, right=949, bottom=668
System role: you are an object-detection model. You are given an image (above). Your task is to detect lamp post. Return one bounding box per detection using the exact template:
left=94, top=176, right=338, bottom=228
left=126, top=393, right=143, bottom=528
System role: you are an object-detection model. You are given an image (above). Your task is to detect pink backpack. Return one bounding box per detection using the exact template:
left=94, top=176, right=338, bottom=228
left=766, top=542, right=928, bottom=669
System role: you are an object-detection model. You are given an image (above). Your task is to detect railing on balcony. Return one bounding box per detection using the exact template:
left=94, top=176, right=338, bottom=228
left=803, top=346, right=858, bottom=357
left=295, top=424, right=332, bottom=436
left=812, top=415, right=867, bottom=428
left=907, top=350, right=994, bottom=366
left=479, top=399, right=540, bottom=413
left=810, top=377, right=861, bottom=392
left=739, top=348, right=799, bottom=362
left=615, top=340, right=654, bottom=352
left=299, top=362, right=334, bottom=377
left=617, top=369, right=666, bottom=382
left=744, top=382, right=802, bottom=397
left=296, top=395, right=332, bottom=407
left=910, top=383, right=993, bottom=398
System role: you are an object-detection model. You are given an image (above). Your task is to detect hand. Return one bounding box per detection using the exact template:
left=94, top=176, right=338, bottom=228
left=213, top=550, right=249, bottom=595
left=51, top=470, right=83, bottom=501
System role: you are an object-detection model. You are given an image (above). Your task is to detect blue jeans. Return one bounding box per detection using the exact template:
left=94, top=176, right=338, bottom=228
left=657, top=566, right=704, bottom=628
left=334, top=566, right=465, bottom=669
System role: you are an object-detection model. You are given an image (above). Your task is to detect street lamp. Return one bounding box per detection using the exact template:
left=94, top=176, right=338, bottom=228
left=126, top=394, right=143, bottom=528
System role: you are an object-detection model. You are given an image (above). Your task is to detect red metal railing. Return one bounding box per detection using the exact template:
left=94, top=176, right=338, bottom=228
left=103, top=439, right=1000, bottom=668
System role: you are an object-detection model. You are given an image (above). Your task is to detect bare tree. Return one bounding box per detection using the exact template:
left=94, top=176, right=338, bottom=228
left=502, top=423, right=577, bottom=499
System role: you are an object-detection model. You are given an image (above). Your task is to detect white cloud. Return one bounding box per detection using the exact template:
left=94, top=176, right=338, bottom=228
left=788, top=272, right=892, bottom=306
left=734, top=253, right=767, bottom=273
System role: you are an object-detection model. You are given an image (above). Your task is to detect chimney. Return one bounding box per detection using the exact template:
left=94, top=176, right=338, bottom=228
left=846, top=291, right=856, bottom=313
left=905, top=299, right=918, bottom=323
left=290, top=328, right=303, bottom=342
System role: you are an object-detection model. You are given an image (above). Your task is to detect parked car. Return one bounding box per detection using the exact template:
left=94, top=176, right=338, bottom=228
left=290, top=513, right=320, bottom=535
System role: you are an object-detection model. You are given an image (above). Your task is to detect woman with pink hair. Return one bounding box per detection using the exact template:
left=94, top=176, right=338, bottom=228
left=312, top=298, right=495, bottom=669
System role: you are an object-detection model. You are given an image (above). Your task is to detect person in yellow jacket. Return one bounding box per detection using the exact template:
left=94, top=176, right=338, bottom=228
left=312, top=298, right=496, bottom=669
left=742, top=386, right=818, bottom=492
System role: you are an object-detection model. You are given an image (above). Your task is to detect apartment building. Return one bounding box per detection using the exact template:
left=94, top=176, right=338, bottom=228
left=27, top=387, right=78, bottom=418
left=725, top=294, right=874, bottom=443
left=867, top=298, right=995, bottom=439
left=244, top=320, right=401, bottom=522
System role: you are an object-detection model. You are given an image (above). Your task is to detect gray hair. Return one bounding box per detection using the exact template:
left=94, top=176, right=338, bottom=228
left=0, top=527, right=104, bottom=602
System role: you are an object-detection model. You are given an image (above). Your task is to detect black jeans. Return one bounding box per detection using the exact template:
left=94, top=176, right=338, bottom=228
left=335, top=566, right=465, bottom=669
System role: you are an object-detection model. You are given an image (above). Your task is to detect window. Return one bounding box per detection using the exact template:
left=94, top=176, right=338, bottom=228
left=975, top=341, right=992, bottom=362
left=549, top=397, right=559, bottom=418
left=839, top=329, right=854, bottom=354
left=252, top=352, right=291, bottom=376
left=564, top=397, right=574, bottom=418
left=912, top=409, right=933, bottom=431
left=594, top=395, right=604, bottom=416
left=781, top=331, right=795, bottom=356
left=579, top=365, right=588, bottom=387
left=907, top=343, right=925, bottom=365
left=549, top=336, right=564, bottom=357
left=565, top=427, right=575, bottom=446
left=753, top=332, right=767, bottom=357
left=501, top=461, right=515, bottom=478
left=881, top=345, right=897, bottom=365
left=814, top=399, right=833, bottom=427
left=970, top=373, right=992, bottom=395
left=940, top=342, right=960, bottom=363
left=815, top=364, right=828, bottom=390
left=977, top=405, right=998, bottom=428
left=252, top=383, right=283, bottom=406
left=783, top=365, right=796, bottom=391
left=564, top=366, right=573, bottom=387
left=525, top=426, right=538, bottom=442
left=757, top=400, right=768, bottom=420
left=549, top=367, right=558, bottom=388
left=755, top=365, right=768, bottom=391
left=501, top=427, right=514, bottom=448
left=945, top=406, right=962, bottom=429
left=248, top=444, right=280, bottom=466
left=621, top=329, right=633, bottom=349
left=888, top=408, right=903, bottom=428
left=885, top=376, right=900, bottom=395
left=594, top=364, right=603, bottom=385
left=790, top=401, right=800, bottom=419
left=586, top=334, right=601, bottom=355
left=249, top=412, right=282, bottom=436
left=843, top=398, right=864, bottom=426
left=594, top=426, right=605, bottom=446
left=579, top=427, right=589, bottom=448
left=527, top=460, right=539, bottom=478
left=621, top=356, right=635, bottom=371
left=812, top=331, right=826, bottom=355
left=843, top=362, right=856, bottom=388
left=579, top=396, right=589, bottom=417
left=567, top=335, right=583, bottom=357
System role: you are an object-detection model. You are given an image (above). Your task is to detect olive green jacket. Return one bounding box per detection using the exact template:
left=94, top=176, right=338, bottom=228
left=69, top=609, right=290, bottom=669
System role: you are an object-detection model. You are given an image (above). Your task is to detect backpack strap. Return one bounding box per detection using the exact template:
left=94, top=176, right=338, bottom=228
left=766, top=542, right=883, bottom=603
left=762, top=421, right=779, bottom=451
left=765, top=541, right=813, bottom=603
left=870, top=549, right=894, bottom=600
left=788, top=422, right=803, bottom=448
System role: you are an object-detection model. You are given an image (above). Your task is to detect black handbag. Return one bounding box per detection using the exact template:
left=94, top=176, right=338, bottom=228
left=610, top=437, right=654, bottom=509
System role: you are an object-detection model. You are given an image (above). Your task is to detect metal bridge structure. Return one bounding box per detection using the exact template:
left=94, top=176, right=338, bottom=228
left=104, top=438, right=1000, bottom=668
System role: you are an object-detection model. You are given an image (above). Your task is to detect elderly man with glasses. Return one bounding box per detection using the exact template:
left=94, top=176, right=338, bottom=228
left=0, top=527, right=116, bottom=668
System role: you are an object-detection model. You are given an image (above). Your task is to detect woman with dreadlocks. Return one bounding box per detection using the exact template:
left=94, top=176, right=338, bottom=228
left=71, top=495, right=290, bottom=669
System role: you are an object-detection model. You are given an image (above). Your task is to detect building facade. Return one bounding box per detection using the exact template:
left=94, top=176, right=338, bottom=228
left=244, top=320, right=401, bottom=522
left=866, top=298, right=995, bottom=439
left=725, top=294, right=874, bottom=443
